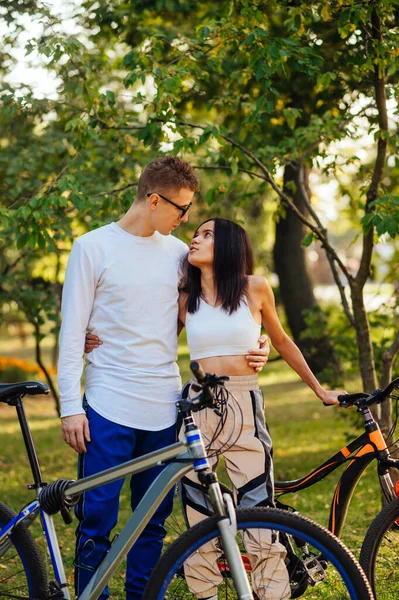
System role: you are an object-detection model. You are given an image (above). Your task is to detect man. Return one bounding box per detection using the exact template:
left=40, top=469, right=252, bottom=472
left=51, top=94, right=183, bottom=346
left=58, top=156, right=269, bottom=600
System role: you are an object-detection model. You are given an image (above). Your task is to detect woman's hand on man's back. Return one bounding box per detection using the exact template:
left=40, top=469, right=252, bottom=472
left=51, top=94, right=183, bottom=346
left=85, top=332, right=102, bottom=353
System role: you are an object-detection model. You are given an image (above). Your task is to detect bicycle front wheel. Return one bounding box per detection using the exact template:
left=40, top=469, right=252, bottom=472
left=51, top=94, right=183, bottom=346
left=143, top=507, right=372, bottom=600
left=0, top=501, right=48, bottom=600
left=360, top=496, right=399, bottom=599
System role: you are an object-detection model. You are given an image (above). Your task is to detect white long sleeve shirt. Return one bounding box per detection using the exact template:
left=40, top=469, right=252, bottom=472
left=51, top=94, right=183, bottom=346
left=58, top=222, right=188, bottom=430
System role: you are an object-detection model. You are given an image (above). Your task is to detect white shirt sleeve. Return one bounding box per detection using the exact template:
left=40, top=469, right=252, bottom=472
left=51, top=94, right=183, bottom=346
left=58, top=240, right=97, bottom=417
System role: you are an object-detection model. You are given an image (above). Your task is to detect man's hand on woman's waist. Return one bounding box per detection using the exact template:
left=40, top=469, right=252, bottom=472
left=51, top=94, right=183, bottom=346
left=246, top=334, right=270, bottom=373
left=84, top=332, right=270, bottom=373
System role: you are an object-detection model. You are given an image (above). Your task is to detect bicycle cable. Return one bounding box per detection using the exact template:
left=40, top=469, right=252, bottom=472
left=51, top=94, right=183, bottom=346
left=169, top=385, right=244, bottom=465
left=200, top=385, right=244, bottom=460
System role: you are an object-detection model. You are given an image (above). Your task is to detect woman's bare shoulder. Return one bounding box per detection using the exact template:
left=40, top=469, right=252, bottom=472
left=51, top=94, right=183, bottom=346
left=247, top=275, right=270, bottom=293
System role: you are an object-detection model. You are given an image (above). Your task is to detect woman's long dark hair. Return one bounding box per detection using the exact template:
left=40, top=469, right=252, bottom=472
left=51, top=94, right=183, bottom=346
left=183, top=218, right=254, bottom=314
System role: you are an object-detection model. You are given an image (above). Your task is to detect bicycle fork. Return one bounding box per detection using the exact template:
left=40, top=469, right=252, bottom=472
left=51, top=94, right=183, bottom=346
left=184, top=414, right=254, bottom=600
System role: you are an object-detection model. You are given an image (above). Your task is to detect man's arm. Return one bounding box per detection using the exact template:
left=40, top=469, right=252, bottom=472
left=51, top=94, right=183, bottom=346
left=58, top=240, right=97, bottom=452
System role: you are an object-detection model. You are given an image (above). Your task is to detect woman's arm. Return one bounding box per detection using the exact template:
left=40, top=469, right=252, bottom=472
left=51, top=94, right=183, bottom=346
left=253, top=276, right=344, bottom=405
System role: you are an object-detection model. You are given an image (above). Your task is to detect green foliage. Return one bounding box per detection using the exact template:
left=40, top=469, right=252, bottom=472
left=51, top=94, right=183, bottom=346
left=0, top=0, right=398, bottom=396
left=362, top=196, right=399, bottom=238
left=302, top=301, right=399, bottom=389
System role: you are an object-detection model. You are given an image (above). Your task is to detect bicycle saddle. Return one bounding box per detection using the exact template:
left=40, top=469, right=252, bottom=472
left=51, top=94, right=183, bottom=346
left=0, top=381, right=49, bottom=402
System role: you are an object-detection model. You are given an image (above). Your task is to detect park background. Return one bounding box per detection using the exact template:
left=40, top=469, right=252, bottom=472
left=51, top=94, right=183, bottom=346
left=0, top=0, right=398, bottom=595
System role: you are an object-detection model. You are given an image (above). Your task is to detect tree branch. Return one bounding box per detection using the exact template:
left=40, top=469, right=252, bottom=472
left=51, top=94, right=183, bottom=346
left=1, top=250, right=29, bottom=277
left=163, top=34, right=238, bottom=68
left=7, top=151, right=81, bottom=210
left=325, top=252, right=356, bottom=328
left=355, top=8, right=388, bottom=288
left=296, top=162, right=355, bottom=325
left=297, top=102, right=375, bottom=163
left=193, top=164, right=266, bottom=180
left=170, top=116, right=352, bottom=276
left=381, top=328, right=399, bottom=388
left=96, top=118, right=145, bottom=131
left=90, top=182, right=138, bottom=197
left=381, top=327, right=399, bottom=439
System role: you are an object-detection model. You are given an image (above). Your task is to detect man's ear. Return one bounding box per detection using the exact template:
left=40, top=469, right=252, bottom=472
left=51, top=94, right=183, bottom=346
left=148, top=193, right=159, bottom=211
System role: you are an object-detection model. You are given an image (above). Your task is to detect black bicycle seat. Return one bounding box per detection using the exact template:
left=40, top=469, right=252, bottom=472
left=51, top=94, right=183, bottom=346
left=0, top=381, right=49, bottom=402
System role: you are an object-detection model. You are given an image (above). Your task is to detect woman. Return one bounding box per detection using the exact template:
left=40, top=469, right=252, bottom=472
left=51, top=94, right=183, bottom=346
left=176, top=217, right=344, bottom=600
left=85, top=217, right=344, bottom=600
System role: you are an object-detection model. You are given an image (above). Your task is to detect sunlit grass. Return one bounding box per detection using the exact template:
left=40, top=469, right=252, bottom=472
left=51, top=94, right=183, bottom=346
left=0, top=335, right=384, bottom=598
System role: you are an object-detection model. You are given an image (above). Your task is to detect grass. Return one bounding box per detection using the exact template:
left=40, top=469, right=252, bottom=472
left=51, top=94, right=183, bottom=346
left=0, top=336, right=384, bottom=597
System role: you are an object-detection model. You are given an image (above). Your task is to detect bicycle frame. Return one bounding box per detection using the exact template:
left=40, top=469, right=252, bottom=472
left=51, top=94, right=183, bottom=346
left=1, top=392, right=255, bottom=600
left=275, top=413, right=399, bottom=538
left=0, top=441, right=194, bottom=600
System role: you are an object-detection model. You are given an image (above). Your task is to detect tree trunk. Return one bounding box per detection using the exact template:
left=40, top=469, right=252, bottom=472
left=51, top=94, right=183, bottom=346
left=273, top=163, right=341, bottom=378
left=350, top=282, right=380, bottom=421
left=381, top=329, right=399, bottom=494
left=380, top=330, right=399, bottom=439
left=52, top=255, right=62, bottom=370
left=33, top=321, right=61, bottom=417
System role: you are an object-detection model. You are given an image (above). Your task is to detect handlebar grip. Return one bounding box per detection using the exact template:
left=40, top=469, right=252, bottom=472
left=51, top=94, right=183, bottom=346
left=190, top=361, right=206, bottom=383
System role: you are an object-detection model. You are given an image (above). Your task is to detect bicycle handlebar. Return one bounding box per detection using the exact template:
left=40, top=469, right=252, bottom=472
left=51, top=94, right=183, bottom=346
left=176, top=362, right=230, bottom=414
left=337, top=376, right=399, bottom=409
left=190, top=361, right=206, bottom=384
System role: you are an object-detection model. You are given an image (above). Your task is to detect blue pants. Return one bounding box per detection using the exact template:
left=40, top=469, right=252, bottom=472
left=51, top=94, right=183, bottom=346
left=74, top=403, right=176, bottom=600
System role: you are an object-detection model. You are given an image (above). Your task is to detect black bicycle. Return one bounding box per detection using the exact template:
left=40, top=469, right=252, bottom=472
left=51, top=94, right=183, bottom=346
left=273, top=377, right=399, bottom=599
left=359, top=487, right=399, bottom=599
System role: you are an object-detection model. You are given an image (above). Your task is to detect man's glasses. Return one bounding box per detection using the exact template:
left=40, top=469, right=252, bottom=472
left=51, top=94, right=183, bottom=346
left=147, top=192, right=192, bottom=219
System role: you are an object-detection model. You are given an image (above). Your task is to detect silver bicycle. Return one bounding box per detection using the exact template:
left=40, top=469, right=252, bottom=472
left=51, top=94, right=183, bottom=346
left=0, top=362, right=373, bottom=599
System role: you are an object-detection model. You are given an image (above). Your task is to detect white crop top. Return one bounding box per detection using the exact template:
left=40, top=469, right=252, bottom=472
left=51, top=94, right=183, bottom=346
left=186, top=298, right=262, bottom=360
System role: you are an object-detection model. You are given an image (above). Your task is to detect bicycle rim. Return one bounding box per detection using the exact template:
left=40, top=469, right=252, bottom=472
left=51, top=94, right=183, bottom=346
left=143, top=508, right=373, bottom=600
left=0, top=503, right=47, bottom=600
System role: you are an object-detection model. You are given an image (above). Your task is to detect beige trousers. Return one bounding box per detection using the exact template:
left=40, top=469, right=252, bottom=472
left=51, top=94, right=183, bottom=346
left=179, top=375, right=291, bottom=599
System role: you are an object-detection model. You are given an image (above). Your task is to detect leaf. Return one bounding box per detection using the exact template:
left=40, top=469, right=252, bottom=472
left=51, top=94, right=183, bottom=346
left=38, top=233, right=46, bottom=250
left=200, top=26, right=210, bottom=40
left=283, top=109, right=296, bottom=129
left=65, top=117, right=83, bottom=132
left=302, top=231, right=314, bottom=247
left=205, top=188, right=215, bottom=205
left=360, top=213, right=374, bottom=234
left=320, top=4, right=330, bottom=21
left=106, top=90, right=116, bottom=107
left=17, top=233, right=29, bottom=249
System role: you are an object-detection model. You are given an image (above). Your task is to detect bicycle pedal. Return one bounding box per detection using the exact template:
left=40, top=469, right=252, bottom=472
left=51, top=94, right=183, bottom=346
left=48, top=580, right=68, bottom=599
left=303, top=557, right=327, bottom=585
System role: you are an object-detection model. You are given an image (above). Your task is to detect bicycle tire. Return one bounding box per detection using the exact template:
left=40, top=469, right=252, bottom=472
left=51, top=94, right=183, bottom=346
left=0, top=501, right=48, bottom=600
left=143, top=507, right=373, bottom=599
left=359, top=496, right=399, bottom=599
